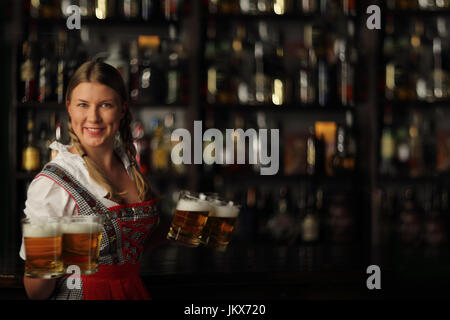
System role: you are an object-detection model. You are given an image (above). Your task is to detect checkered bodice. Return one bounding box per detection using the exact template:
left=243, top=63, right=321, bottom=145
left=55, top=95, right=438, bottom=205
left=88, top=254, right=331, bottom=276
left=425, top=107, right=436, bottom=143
left=38, top=163, right=159, bottom=265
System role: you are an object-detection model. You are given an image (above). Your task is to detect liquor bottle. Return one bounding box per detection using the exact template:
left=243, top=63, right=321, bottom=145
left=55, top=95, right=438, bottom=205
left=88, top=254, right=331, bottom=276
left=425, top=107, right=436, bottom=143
left=150, top=118, right=170, bottom=172
left=380, top=106, right=396, bottom=176
left=37, top=123, right=51, bottom=166
left=336, top=22, right=355, bottom=107
left=301, top=189, right=321, bottom=243
left=254, top=30, right=271, bottom=104
left=39, top=0, right=61, bottom=18
left=164, top=25, right=182, bottom=105
left=20, top=39, right=38, bottom=103
left=306, top=126, right=325, bottom=176
left=22, top=112, right=40, bottom=172
left=316, top=37, right=329, bottom=106
left=395, top=126, right=410, bottom=176
left=297, top=24, right=317, bottom=105
left=129, top=40, right=140, bottom=105
left=341, top=0, right=356, bottom=16
left=139, top=38, right=166, bottom=105
left=142, top=0, right=157, bottom=21
left=424, top=186, right=448, bottom=248
left=331, top=113, right=356, bottom=175
left=105, top=41, right=129, bottom=88
left=268, top=34, right=289, bottom=105
left=432, top=38, right=447, bottom=100
left=408, top=110, right=424, bottom=177
left=56, top=30, right=66, bottom=104
left=132, top=121, right=150, bottom=175
left=161, top=0, right=180, bottom=20
left=267, top=186, right=296, bottom=244
left=298, top=0, right=316, bottom=14
left=397, top=188, right=422, bottom=245
left=50, top=115, right=63, bottom=160
left=331, top=125, right=347, bottom=175
left=95, top=0, right=115, bottom=19
left=121, top=0, right=139, bottom=19
left=38, top=42, right=56, bottom=103
left=272, top=0, right=293, bottom=14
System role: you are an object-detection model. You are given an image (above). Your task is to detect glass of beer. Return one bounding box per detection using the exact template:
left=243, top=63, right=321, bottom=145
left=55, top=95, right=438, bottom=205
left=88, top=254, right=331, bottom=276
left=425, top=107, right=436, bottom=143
left=22, top=217, right=64, bottom=278
left=200, top=200, right=240, bottom=251
left=61, top=216, right=104, bottom=275
left=167, top=191, right=212, bottom=247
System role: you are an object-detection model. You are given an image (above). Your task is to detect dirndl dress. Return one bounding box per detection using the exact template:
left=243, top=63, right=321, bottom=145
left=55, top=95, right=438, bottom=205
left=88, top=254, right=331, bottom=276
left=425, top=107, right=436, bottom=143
left=35, top=163, right=159, bottom=300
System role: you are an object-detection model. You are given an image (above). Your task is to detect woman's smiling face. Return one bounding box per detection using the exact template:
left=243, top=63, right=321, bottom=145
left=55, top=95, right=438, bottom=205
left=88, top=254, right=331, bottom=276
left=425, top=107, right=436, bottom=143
left=67, top=82, right=125, bottom=151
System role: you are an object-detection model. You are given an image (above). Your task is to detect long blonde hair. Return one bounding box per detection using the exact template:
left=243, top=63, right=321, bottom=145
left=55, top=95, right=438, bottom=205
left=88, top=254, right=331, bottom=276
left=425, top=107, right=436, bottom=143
left=66, top=61, right=149, bottom=203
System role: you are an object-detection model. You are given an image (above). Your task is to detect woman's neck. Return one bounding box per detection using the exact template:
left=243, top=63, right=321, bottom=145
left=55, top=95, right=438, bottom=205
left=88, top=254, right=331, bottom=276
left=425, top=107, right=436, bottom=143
left=69, top=144, right=121, bottom=173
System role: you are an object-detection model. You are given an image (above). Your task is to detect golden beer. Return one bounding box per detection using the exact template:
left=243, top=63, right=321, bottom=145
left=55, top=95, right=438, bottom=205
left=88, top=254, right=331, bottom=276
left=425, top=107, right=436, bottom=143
left=167, top=192, right=211, bottom=247
left=201, top=201, right=240, bottom=251
left=22, top=218, right=64, bottom=278
left=61, top=216, right=103, bottom=275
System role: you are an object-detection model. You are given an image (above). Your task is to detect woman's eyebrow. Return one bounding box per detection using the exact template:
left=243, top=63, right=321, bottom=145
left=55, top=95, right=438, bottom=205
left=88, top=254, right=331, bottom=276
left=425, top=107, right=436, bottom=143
left=76, top=99, right=114, bottom=103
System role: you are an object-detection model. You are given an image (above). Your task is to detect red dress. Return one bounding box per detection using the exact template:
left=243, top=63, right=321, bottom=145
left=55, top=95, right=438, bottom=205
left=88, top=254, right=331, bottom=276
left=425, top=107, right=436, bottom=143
left=38, top=164, right=159, bottom=300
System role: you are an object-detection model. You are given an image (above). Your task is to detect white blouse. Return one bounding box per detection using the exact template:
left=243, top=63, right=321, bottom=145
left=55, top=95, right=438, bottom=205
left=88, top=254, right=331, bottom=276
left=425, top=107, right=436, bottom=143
left=19, top=141, right=134, bottom=260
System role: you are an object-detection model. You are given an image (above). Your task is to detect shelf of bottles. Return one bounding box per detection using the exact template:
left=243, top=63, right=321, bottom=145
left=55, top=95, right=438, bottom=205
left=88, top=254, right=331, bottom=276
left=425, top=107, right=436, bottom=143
left=194, top=0, right=363, bottom=246
left=16, top=0, right=194, bottom=218
left=376, top=1, right=450, bottom=252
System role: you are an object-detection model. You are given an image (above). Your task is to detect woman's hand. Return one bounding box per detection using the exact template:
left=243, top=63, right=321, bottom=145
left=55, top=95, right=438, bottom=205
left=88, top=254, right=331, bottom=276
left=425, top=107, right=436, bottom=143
left=23, top=276, right=57, bottom=300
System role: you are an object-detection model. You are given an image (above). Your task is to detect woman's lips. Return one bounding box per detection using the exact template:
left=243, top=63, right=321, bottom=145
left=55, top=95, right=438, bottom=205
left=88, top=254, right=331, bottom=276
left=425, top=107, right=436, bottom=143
left=84, top=127, right=105, bottom=136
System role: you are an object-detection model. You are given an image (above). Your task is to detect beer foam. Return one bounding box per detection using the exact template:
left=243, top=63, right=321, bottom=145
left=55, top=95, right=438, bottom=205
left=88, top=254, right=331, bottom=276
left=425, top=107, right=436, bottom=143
left=61, top=223, right=103, bottom=234
left=210, top=204, right=240, bottom=218
left=23, top=224, right=61, bottom=238
left=176, top=199, right=211, bottom=212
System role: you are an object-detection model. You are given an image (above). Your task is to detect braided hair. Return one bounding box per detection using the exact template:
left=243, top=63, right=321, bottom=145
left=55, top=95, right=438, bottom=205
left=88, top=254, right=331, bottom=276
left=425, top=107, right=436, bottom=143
left=65, top=61, right=149, bottom=203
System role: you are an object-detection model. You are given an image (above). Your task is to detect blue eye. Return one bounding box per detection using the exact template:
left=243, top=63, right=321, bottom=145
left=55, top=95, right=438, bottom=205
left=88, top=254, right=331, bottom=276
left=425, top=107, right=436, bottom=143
left=101, top=103, right=112, bottom=108
left=77, top=103, right=87, bottom=107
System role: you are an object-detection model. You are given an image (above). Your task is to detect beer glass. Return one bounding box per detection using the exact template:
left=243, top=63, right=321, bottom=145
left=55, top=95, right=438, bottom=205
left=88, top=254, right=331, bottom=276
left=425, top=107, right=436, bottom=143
left=200, top=200, right=240, bottom=251
left=167, top=191, right=212, bottom=247
left=22, top=217, right=64, bottom=278
left=61, top=216, right=104, bottom=275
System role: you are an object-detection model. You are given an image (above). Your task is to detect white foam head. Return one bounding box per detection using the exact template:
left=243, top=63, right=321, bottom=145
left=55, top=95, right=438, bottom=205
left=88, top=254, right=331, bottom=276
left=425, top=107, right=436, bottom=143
left=210, top=202, right=240, bottom=218
left=61, top=222, right=103, bottom=234
left=176, top=198, right=211, bottom=212
left=23, top=224, right=61, bottom=238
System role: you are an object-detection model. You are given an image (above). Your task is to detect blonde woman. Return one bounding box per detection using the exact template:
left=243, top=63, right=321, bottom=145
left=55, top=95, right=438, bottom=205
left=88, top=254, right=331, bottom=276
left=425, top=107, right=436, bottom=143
left=20, top=61, right=161, bottom=300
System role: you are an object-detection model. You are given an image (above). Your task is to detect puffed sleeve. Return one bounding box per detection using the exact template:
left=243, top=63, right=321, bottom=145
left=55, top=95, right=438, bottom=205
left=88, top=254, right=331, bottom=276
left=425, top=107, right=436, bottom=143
left=19, top=175, right=78, bottom=260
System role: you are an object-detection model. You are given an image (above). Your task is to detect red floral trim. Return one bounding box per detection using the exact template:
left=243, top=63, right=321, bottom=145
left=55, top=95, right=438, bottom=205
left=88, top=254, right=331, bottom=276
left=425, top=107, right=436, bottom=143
left=34, top=174, right=80, bottom=216
left=108, top=199, right=158, bottom=212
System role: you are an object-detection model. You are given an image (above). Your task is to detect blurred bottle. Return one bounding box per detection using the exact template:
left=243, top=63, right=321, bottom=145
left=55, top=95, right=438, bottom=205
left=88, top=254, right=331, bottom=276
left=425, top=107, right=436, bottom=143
left=56, top=30, right=67, bottom=104
left=336, top=21, right=355, bottom=107
left=256, top=188, right=274, bottom=242
left=379, top=105, right=397, bottom=176
left=139, top=37, right=166, bottom=104
left=267, top=186, right=297, bottom=244
left=298, top=0, right=316, bottom=14
left=164, top=25, right=182, bottom=105
left=37, top=0, right=61, bottom=18
left=121, top=0, right=139, bottom=19
left=424, top=186, right=448, bottom=248
left=129, top=40, right=140, bottom=105
left=395, top=126, right=410, bottom=176
left=327, top=193, right=354, bottom=243
left=341, top=0, right=356, bottom=16
left=95, top=0, right=115, bottom=19
left=50, top=114, right=63, bottom=160
left=432, top=38, right=448, bottom=101
left=161, top=0, right=181, bottom=20
left=20, top=37, right=38, bottom=103
left=104, top=41, right=129, bottom=88
left=301, top=188, right=321, bottom=243
left=268, top=34, right=290, bottom=105
left=297, top=24, right=317, bottom=105
left=38, top=42, right=56, bottom=103
left=408, top=110, right=424, bottom=177
left=150, top=118, right=170, bottom=172
left=37, top=123, right=50, bottom=166
left=272, top=0, right=293, bottom=14
left=22, top=112, right=40, bottom=172
left=332, top=111, right=356, bottom=174
left=397, top=188, right=422, bottom=245
left=132, top=120, right=150, bottom=175
left=306, top=126, right=325, bottom=176
left=142, top=0, right=157, bottom=21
